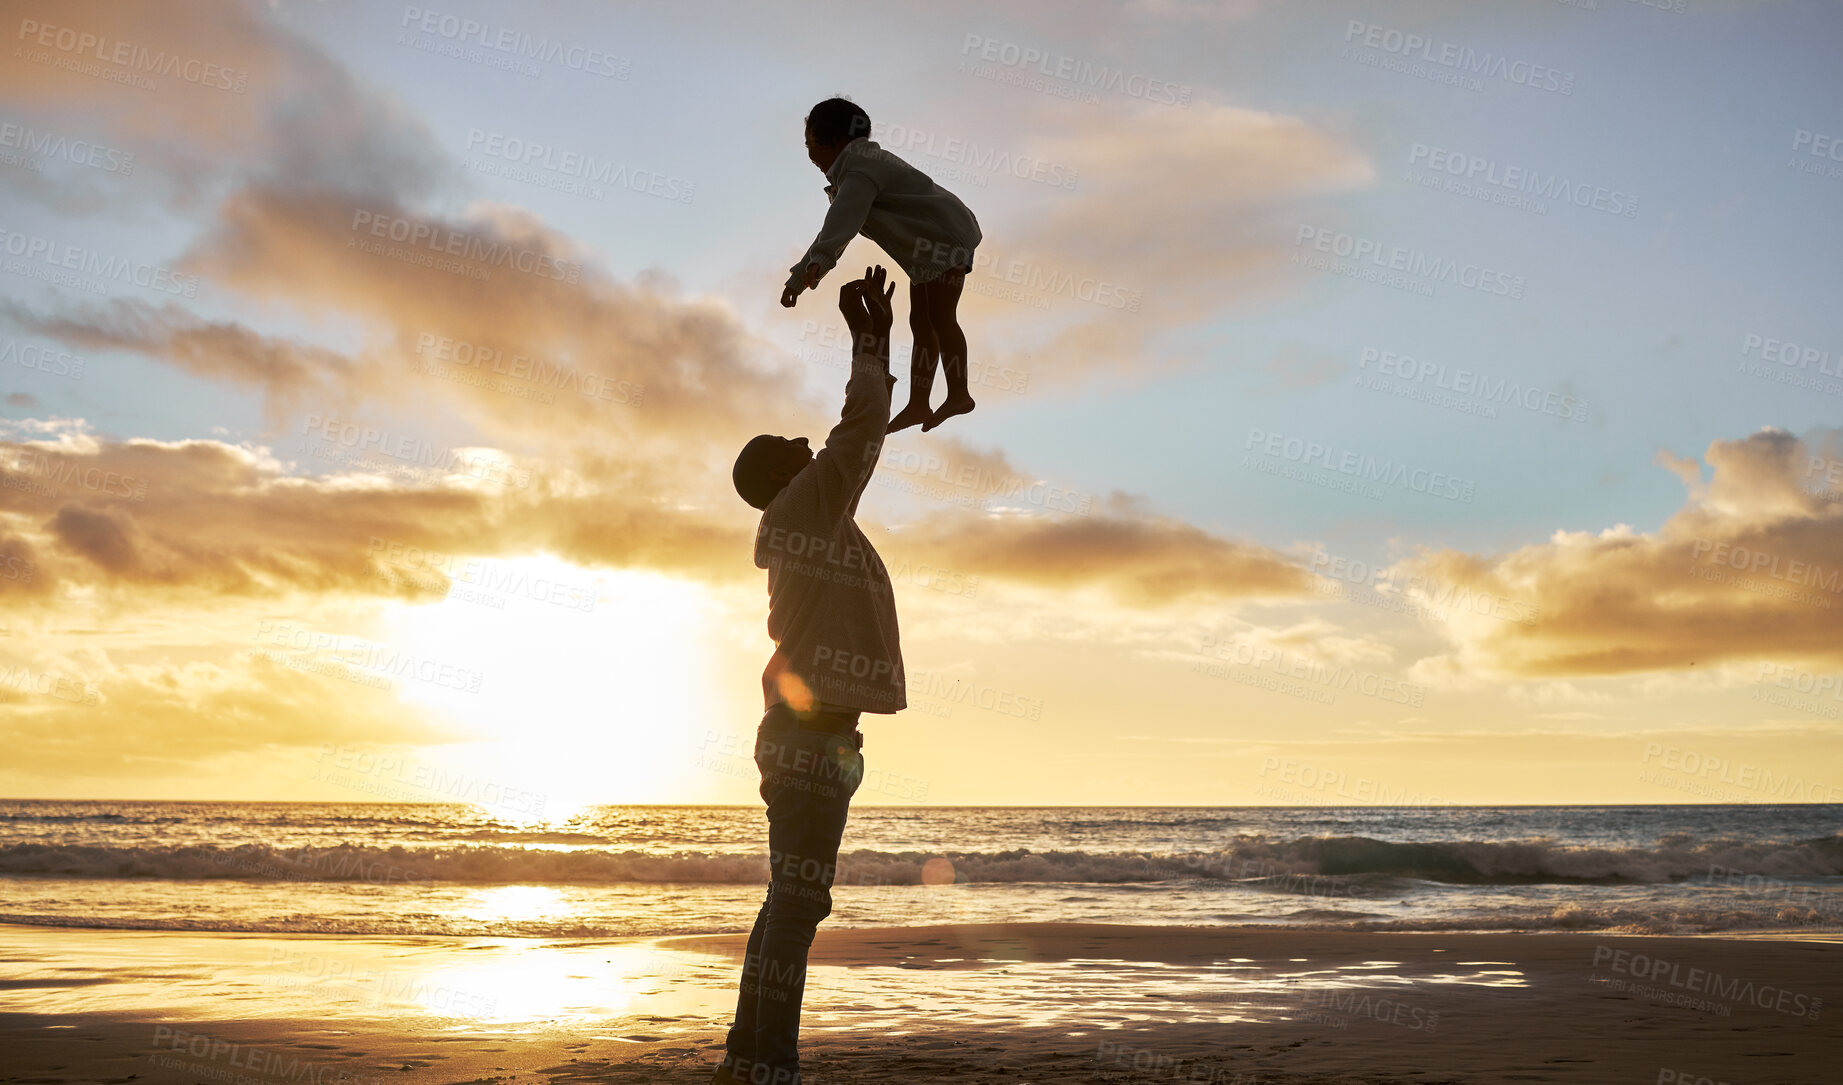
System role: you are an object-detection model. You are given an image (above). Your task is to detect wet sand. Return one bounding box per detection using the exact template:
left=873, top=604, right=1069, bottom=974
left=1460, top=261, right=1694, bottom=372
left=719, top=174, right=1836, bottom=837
left=1, top=922, right=1837, bottom=1083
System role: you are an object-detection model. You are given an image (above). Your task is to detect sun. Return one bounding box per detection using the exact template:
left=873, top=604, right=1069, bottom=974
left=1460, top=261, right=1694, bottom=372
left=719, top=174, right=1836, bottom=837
left=374, top=555, right=723, bottom=813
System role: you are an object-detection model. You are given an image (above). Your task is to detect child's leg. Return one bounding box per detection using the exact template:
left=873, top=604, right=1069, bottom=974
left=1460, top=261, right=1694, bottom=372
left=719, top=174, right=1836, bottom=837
left=920, top=267, right=973, bottom=432
left=887, top=280, right=939, bottom=434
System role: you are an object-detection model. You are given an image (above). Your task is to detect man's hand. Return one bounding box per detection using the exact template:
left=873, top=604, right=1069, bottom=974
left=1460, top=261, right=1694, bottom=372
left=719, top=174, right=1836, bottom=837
left=839, top=275, right=871, bottom=342
left=861, top=264, right=894, bottom=336
left=839, top=265, right=894, bottom=354
left=780, top=284, right=800, bottom=308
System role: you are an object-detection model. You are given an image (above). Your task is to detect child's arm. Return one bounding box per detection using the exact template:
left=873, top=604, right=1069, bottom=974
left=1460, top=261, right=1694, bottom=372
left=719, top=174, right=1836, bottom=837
left=783, top=168, right=881, bottom=303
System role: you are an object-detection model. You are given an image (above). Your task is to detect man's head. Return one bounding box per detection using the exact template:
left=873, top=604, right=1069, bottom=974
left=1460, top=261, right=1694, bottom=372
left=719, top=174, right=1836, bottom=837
left=733, top=434, right=813, bottom=510
left=804, top=97, right=871, bottom=172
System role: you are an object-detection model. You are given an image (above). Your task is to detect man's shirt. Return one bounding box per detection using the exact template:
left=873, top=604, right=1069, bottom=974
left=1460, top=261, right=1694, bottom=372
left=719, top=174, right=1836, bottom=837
left=755, top=351, right=905, bottom=714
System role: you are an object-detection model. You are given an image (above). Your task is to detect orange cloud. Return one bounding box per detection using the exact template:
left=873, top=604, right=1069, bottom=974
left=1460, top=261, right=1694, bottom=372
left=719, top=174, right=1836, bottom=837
left=0, top=0, right=451, bottom=209
left=0, top=648, right=460, bottom=781
left=1401, top=427, right=1843, bottom=678
left=0, top=426, right=1310, bottom=612
left=968, top=99, right=1374, bottom=382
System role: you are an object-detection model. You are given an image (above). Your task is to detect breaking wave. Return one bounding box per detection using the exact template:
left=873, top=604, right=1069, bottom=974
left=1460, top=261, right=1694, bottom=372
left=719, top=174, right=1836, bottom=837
left=3, top=833, right=1839, bottom=887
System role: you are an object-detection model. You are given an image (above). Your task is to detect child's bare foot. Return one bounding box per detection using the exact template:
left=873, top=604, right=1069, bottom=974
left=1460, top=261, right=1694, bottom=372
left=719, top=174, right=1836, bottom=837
left=921, top=393, right=975, bottom=432
left=887, top=402, right=933, bottom=433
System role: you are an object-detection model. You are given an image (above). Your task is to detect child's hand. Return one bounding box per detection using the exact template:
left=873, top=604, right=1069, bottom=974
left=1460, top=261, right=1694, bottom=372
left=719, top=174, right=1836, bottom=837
left=780, top=263, right=824, bottom=308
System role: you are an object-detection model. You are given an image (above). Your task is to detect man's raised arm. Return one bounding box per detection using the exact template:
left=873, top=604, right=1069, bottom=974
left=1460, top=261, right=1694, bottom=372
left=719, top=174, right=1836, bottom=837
left=790, top=268, right=895, bottom=529
left=843, top=293, right=896, bottom=521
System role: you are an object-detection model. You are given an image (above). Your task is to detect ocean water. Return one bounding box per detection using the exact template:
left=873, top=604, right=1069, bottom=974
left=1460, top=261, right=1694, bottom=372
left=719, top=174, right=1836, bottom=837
left=1, top=801, right=1839, bottom=938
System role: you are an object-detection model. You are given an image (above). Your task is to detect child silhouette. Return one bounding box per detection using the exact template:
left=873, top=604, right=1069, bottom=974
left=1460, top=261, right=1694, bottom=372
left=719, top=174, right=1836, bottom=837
left=781, top=97, right=984, bottom=433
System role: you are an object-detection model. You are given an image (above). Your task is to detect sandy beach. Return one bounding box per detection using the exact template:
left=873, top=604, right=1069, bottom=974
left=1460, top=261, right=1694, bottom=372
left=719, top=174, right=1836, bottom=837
left=2, top=921, right=1837, bottom=1084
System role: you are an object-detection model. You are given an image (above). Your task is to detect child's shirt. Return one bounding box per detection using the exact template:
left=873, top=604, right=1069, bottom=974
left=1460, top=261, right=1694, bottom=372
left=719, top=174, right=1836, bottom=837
left=753, top=350, right=906, bottom=715
left=786, top=138, right=982, bottom=290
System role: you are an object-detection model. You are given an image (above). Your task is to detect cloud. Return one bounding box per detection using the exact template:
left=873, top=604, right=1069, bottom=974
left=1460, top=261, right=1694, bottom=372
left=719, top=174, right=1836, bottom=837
left=0, top=649, right=458, bottom=780
left=50, top=502, right=143, bottom=575
left=891, top=508, right=1310, bottom=606
left=4, top=299, right=368, bottom=425
left=870, top=434, right=1311, bottom=603
left=967, top=98, right=1374, bottom=382
left=1401, top=427, right=1843, bottom=679
left=0, top=0, right=451, bottom=208
left=0, top=430, right=770, bottom=610
left=0, top=532, right=49, bottom=598
left=0, top=424, right=1311, bottom=615
left=167, top=184, right=798, bottom=451
left=832, top=90, right=1374, bottom=389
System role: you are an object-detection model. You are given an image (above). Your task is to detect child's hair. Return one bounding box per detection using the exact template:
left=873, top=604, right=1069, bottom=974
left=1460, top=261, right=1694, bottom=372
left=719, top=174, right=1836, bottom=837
left=805, top=97, right=871, bottom=146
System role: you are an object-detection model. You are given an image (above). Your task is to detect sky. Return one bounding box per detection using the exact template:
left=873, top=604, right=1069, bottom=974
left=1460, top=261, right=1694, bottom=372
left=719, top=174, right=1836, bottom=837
left=2, top=0, right=1840, bottom=810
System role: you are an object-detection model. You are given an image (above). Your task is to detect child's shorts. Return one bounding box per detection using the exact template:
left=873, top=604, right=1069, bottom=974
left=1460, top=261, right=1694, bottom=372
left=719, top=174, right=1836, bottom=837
left=904, top=242, right=976, bottom=287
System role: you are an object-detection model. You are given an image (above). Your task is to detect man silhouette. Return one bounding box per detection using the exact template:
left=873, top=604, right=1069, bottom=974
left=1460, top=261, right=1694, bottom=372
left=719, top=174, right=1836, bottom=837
left=718, top=265, right=906, bottom=1085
